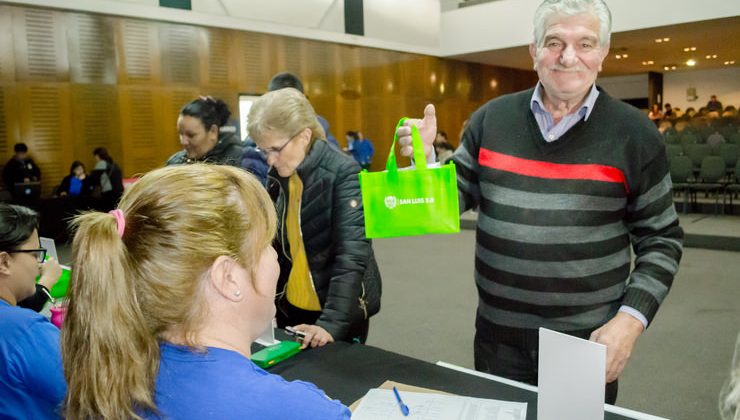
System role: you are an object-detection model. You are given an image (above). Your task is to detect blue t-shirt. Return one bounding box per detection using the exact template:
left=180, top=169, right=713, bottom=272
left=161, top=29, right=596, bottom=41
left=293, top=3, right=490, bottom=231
left=146, top=342, right=350, bottom=419
left=0, top=300, right=66, bottom=419
left=68, top=177, right=83, bottom=196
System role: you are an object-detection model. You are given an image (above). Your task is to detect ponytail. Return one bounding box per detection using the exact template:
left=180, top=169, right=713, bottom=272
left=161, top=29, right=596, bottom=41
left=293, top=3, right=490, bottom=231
left=180, top=96, right=231, bottom=131
left=61, top=164, right=277, bottom=419
left=62, top=212, right=158, bottom=419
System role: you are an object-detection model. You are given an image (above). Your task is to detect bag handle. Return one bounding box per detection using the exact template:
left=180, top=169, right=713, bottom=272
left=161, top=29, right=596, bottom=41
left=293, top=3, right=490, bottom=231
left=386, top=118, right=427, bottom=172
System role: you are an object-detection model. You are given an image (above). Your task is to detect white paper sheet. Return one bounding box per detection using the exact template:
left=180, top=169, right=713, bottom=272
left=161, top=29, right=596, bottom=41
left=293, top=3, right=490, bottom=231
left=352, top=388, right=527, bottom=420
left=39, top=237, right=58, bottom=262
left=538, top=327, right=606, bottom=420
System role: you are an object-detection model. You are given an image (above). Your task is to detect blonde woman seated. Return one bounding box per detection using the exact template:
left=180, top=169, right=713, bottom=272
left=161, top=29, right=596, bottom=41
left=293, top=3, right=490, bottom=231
left=61, top=164, right=350, bottom=419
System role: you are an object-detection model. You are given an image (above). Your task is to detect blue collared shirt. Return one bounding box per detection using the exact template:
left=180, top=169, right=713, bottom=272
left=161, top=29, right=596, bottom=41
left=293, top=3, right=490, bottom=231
left=529, top=82, right=649, bottom=329
left=530, top=82, right=600, bottom=142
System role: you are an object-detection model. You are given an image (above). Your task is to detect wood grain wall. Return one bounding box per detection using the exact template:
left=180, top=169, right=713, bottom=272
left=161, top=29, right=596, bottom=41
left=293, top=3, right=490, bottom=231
left=0, top=4, right=538, bottom=194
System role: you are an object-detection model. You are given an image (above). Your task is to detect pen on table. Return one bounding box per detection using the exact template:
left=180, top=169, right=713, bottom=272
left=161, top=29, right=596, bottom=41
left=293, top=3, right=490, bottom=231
left=392, top=386, right=410, bottom=417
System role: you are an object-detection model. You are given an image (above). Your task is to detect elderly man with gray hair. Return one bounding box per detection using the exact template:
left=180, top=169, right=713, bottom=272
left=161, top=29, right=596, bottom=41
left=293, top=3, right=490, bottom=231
left=397, top=0, right=683, bottom=403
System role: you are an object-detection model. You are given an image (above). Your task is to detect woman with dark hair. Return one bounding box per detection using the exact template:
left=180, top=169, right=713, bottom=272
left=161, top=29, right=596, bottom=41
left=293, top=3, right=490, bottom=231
left=58, top=161, right=88, bottom=198
left=167, top=96, right=243, bottom=166
left=0, top=203, right=66, bottom=418
left=90, top=147, right=124, bottom=212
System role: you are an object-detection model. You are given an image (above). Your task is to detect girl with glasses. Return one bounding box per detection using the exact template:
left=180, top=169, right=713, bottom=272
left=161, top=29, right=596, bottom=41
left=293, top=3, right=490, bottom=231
left=0, top=203, right=66, bottom=418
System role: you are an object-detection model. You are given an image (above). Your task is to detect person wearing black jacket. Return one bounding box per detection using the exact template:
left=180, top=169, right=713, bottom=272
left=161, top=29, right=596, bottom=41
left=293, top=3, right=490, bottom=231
left=246, top=88, right=381, bottom=348
left=3, top=143, right=41, bottom=201
left=89, top=147, right=123, bottom=212
left=166, top=96, right=243, bottom=167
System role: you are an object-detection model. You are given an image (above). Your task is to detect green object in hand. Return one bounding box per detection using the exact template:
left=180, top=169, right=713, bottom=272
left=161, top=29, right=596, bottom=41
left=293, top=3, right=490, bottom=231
left=359, top=117, right=460, bottom=238
left=49, top=265, right=72, bottom=298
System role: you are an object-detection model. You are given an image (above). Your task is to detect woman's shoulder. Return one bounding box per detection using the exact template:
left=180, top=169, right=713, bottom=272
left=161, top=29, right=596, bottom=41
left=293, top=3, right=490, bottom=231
left=154, top=345, right=349, bottom=419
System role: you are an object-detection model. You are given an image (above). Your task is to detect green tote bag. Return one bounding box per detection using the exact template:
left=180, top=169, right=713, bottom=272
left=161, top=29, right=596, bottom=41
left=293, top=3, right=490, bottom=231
left=359, top=118, right=460, bottom=238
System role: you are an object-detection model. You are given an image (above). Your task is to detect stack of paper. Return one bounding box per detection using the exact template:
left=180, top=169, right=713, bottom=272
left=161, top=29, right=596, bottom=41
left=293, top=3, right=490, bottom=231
left=352, top=388, right=527, bottom=420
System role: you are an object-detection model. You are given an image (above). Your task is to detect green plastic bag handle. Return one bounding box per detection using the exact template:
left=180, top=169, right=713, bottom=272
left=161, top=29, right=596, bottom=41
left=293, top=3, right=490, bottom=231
left=386, top=118, right=427, bottom=172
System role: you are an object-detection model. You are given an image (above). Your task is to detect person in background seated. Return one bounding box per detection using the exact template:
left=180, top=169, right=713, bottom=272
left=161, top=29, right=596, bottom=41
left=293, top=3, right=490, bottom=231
left=57, top=161, right=89, bottom=198
left=648, top=103, right=663, bottom=126
left=0, top=203, right=66, bottom=419
left=3, top=143, right=41, bottom=201
left=707, top=95, right=723, bottom=113
left=167, top=96, right=243, bottom=167
left=663, top=103, right=674, bottom=119
left=248, top=88, right=381, bottom=349
left=89, top=147, right=124, bottom=213
left=61, top=164, right=350, bottom=419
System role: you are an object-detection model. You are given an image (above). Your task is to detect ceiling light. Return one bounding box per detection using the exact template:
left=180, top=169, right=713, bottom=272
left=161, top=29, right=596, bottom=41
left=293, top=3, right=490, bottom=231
left=648, top=60, right=654, bottom=64
left=664, top=37, right=670, bottom=42
left=671, top=66, right=676, bottom=70
left=724, top=60, right=736, bottom=65
left=683, top=47, right=690, bottom=52
left=615, top=54, right=622, bottom=59
left=663, top=66, right=670, bottom=71
left=686, top=59, right=696, bottom=66
left=622, top=53, right=629, bottom=58
left=655, top=38, right=663, bottom=43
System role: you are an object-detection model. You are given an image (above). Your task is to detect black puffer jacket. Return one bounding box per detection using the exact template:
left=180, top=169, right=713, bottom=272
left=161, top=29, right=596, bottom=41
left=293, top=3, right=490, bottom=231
left=165, top=127, right=243, bottom=166
left=268, top=140, right=381, bottom=340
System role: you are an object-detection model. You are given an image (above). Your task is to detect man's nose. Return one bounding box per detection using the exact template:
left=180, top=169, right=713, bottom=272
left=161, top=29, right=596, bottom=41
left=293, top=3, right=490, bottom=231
left=560, top=44, right=577, bottom=66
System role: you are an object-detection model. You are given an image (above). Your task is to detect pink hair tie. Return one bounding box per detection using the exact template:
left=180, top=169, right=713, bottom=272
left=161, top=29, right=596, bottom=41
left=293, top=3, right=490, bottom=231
left=109, top=209, right=126, bottom=238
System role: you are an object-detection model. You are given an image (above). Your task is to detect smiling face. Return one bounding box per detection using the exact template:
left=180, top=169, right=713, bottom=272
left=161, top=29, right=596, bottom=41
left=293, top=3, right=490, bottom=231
left=529, top=12, right=609, bottom=107
left=177, top=115, right=219, bottom=160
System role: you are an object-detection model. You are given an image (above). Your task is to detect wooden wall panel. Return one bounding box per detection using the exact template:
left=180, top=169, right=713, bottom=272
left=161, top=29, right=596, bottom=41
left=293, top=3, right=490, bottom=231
left=16, top=83, right=72, bottom=194
left=0, top=86, right=17, bottom=156
left=0, top=8, right=16, bottom=82
left=70, top=84, right=120, bottom=171
left=200, top=28, right=234, bottom=88
left=275, top=37, right=304, bottom=77
left=12, top=8, right=69, bottom=82
left=160, top=23, right=199, bottom=85
left=67, top=13, right=117, bottom=84
left=2, top=4, right=540, bottom=193
left=237, top=32, right=274, bottom=94
left=118, top=86, right=160, bottom=175
left=117, top=19, right=160, bottom=84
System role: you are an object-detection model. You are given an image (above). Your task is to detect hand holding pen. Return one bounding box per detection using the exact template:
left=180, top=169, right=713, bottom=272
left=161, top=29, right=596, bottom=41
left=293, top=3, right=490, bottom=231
left=287, top=324, right=335, bottom=349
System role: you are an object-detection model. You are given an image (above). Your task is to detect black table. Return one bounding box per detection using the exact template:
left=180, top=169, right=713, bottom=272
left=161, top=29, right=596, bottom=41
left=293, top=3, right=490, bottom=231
left=256, top=339, right=655, bottom=420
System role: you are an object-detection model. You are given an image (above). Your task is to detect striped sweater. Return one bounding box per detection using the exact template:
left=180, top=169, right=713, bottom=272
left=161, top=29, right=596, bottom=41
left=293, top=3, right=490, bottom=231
left=454, top=87, right=684, bottom=349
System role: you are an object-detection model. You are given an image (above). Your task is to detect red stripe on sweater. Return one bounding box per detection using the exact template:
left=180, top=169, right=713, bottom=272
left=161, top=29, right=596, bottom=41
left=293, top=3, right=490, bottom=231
left=479, top=148, right=629, bottom=193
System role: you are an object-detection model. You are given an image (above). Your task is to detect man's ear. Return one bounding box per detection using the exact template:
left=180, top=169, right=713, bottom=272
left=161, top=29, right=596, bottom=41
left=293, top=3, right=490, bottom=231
left=0, top=252, right=12, bottom=276
left=208, top=256, right=243, bottom=302
left=529, top=43, right=538, bottom=69
left=598, top=43, right=610, bottom=72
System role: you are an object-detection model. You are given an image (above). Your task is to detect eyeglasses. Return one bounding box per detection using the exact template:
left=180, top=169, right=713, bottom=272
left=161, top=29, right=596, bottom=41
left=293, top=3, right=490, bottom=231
left=6, top=248, right=47, bottom=263
left=255, top=131, right=301, bottom=158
